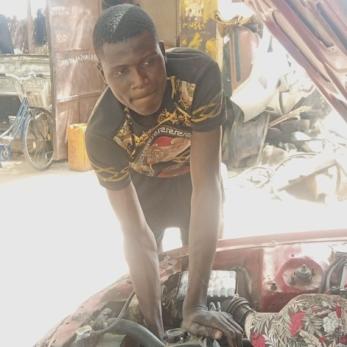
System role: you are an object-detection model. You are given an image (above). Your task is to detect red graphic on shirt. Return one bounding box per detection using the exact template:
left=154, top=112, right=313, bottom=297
left=145, top=136, right=190, bottom=165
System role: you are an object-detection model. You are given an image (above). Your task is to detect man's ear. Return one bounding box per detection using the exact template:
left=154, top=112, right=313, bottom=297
left=159, top=41, right=167, bottom=63
left=97, top=61, right=106, bottom=83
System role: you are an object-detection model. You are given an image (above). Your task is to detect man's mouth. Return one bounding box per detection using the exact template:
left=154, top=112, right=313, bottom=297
left=132, top=90, right=156, bottom=101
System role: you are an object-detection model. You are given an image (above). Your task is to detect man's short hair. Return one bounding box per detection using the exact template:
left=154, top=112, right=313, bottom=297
left=93, top=4, right=157, bottom=57
left=102, top=0, right=139, bottom=10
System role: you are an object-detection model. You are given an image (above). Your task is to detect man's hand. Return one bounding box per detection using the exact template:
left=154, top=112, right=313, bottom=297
left=182, top=307, right=244, bottom=347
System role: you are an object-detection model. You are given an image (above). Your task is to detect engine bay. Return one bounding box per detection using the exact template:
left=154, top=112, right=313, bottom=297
left=36, top=231, right=347, bottom=347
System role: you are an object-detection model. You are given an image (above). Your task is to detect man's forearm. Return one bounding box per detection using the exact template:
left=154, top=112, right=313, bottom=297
left=106, top=187, right=164, bottom=338
left=123, top=230, right=164, bottom=337
left=184, top=182, right=222, bottom=312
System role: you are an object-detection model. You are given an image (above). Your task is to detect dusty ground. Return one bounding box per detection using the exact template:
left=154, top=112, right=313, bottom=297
left=1, top=159, right=126, bottom=347
left=1, top=157, right=347, bottom=347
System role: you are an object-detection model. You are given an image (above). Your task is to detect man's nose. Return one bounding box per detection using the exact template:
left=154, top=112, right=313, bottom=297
left=130, top=67, right=149, bottom=89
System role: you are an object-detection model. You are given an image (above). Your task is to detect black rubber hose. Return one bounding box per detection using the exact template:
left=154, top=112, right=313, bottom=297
left=319, top=257, right=346, bottom=293
left=72, top=292, right=164, bottom=347
left=103, top=318, right=165, bottom=347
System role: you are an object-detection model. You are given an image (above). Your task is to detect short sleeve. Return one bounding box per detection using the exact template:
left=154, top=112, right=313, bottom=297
left=85, top=131, right=131, bottom=190
left=191, top=60, right=226, bottom=132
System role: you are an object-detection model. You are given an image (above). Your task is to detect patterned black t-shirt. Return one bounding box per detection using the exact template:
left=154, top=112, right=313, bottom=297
left=86, top=48, right=226, bottom=190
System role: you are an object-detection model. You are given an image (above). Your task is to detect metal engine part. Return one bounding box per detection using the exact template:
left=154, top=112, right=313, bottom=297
left=291, top=264, right=313, bottom=284
left=178, top=271, right=236, bottom=298
left=320, top=252, right=347, bottom=297
left=162, top=270, right=237, bottom=328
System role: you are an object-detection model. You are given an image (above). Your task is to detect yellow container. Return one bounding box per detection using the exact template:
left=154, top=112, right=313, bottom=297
left=67, top=123, right=91, bottom=171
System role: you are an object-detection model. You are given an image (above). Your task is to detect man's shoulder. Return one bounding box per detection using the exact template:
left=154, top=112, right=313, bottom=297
left=86, top=87, right=125, bottom=140
left=166, top=48, right=218, bottom=82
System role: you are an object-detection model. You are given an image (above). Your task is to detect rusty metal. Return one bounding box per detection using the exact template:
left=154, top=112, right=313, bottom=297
left=47, top=0, right=105, bottom=159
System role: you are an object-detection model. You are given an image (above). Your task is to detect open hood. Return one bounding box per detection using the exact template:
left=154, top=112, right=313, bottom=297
left=244, top=0, right=347, bottom=120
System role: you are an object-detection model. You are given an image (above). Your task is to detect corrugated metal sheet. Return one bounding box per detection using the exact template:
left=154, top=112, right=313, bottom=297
left=47, top=0, right=104, bottom=159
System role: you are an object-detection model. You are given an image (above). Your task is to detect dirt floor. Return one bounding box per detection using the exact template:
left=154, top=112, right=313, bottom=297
left=1, top=157, right=347, bottom=347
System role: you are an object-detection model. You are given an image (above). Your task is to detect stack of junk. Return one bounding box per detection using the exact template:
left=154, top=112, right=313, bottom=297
left=217, top=5, right=347, bottom=203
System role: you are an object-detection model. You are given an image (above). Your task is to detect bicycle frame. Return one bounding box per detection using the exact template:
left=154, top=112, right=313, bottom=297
left=0, top=96, right=30, bottom=162
left=0, top=72, right=52, bottom=167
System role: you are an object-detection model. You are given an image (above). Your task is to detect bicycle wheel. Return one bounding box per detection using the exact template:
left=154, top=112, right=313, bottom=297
left=23, top=108, right=54, bottom=170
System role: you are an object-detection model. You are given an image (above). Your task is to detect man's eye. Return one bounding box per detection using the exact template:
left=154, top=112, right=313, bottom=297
left=142, top=58, right=155, bottom=68
left=113, top=68, right=129, bottom=78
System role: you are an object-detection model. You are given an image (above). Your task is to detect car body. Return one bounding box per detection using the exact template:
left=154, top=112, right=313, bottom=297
left=35, top=229, right=347, bottom=347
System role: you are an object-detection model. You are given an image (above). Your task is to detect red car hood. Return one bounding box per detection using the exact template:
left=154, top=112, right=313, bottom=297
left=244, top=0, right=347, bottom=120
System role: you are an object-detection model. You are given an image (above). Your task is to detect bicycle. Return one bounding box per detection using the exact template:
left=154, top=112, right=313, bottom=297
left=0, top=72, right=54, bottom=170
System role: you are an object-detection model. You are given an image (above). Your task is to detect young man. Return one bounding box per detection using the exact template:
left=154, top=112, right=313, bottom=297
left=86, top=4, right=242, bottom=346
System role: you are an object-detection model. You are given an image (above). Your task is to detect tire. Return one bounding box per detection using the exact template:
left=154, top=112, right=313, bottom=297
left=23, top=108, right=54, bottom=170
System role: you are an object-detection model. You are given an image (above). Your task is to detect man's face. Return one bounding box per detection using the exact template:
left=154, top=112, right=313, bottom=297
left=99, top=31, right=167, bottom=116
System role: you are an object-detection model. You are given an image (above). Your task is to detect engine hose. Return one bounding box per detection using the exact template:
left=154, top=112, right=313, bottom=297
left=319, top=257, right=347, bottom=293
left=73, top=290, right=164, bottom=347
left=326, top=257, right=347, bottom=292
left=92, top=290, right=135, bottom=333
left=96, top=318, right=164, bottom=347
left=221, top=296, right=255, bottom=328
left=117, top=290, right=135, bottom=319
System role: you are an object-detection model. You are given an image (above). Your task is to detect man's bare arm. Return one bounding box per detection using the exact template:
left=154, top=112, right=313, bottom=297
left=184, top=127, right=222, bottom=310
left=182, top=127, right=243, bottom=346
left=106, top=184, right=164, bottom=338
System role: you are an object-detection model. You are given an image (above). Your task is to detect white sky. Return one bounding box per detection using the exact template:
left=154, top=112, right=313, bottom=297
left=0, top=0, right=46, bottom=19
